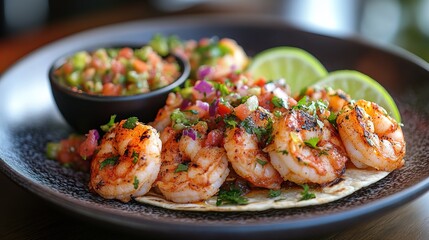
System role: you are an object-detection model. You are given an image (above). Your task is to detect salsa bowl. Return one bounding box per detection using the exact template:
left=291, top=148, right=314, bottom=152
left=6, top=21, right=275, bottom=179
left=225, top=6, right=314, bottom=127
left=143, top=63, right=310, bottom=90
left=48, top=48, right=190, bottom=133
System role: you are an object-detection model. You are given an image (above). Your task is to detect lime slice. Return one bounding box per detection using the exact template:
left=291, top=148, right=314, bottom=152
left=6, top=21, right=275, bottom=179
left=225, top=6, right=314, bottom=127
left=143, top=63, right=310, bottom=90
left=247, top=47, right=328, bottom=94
left=313, top=70, right=401, bottom=122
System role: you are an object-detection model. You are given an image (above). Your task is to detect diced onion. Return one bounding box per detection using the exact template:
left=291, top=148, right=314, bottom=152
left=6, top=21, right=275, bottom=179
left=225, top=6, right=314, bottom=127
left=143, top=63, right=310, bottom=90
left=244, top=95, right=259, bottom=111
left=183, top=128, right=196, bottom=140
left=209, top=99, right=219, bottom=116
left=197, top=66, right=213, bottom=80
left=89, top=129, right=100, bottom=142
left=196, top=100, right=209, bottom=112
left=180, top=99, right=192, bottom=110
left=194, top=80, right=214, bottom=95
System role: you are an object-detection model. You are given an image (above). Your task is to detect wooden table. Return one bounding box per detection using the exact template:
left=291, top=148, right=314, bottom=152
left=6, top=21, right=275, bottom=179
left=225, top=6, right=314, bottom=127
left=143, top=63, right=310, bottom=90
left=1, top=3, right=429, bottom=240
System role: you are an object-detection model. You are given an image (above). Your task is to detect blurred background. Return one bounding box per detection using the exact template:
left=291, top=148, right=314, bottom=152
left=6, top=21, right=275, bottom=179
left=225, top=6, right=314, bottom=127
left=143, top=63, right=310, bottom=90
left=1, top=0, right=428, bottom=72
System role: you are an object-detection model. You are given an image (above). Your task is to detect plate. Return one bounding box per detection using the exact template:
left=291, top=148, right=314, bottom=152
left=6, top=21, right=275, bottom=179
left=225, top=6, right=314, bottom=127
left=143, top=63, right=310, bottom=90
left=1, top=15, right=429, bottom=239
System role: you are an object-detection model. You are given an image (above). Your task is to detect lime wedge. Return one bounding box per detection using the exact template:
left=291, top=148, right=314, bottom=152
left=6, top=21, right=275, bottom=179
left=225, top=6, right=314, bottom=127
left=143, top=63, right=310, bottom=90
left=313, top=70, right=401, bottom=122
left=247, top=47, right=328, bottom=94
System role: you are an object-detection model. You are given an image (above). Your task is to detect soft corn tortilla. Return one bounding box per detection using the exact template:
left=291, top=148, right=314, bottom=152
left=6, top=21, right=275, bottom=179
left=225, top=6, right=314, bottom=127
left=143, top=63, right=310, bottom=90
left=135, top=168, right=389, bottom=211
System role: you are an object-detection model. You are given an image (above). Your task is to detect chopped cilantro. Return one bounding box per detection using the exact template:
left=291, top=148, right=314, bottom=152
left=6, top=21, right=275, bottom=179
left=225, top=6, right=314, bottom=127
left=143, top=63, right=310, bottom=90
left=123, top=117, right=139, bottom=129
left=256, top=158, right=267, bottom=166
left=304, top=137, right=320, bottom=149
left=299, top=184, right=316, bottom=201
left=278, top=150, right=289, bottom=155
left=271, top=96, right=286, bottom=108
left=183, top=109, right=198, bottom=115
left=240, top=117, right=256, bottom=134
left=214, top=82, right=230, bottom=96
left=223, top=115, right=238, bottom=128
left=216, top=187, right=248, bottom=206
left=268, top=189, right=281, bottom=198
left=100, top=114, right=117, bottom=132
left=133, top=176, right=139, bottom=189
left=293, top=97, right=328, bottom=118
left=240, top=95, right=250, bottom=104
left=240, top=117, right=273, bottom=145
left=328, top=112, right=338, bottom=127
left=170, top=109, right=197, bottom=130
left=175, top=163, right=189, bottom=173
left=100, top=156, right=119, bottom=169
left=132, top=151, right=139, bottom=164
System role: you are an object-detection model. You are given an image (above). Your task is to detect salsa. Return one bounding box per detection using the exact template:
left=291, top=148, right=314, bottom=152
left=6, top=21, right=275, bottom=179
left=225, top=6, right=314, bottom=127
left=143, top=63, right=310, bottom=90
left=53, top=46, right=181, bottom=96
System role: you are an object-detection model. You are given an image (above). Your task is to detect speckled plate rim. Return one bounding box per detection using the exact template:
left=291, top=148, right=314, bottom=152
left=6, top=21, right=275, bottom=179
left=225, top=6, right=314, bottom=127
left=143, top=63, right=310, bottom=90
left=1, top=14, right=429, bottom=238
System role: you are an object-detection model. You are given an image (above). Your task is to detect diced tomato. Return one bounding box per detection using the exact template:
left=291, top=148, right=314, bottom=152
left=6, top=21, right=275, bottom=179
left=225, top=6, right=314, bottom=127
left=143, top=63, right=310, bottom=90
left=234, top=103, right=251, bottom=121
left=62, top=62, right=74, bottom=74
left=111, top=60, right=126, bottom=74
left=205, top=129, right=224, bottom=147
left=133, top=59, right=148, bottom=73
left=147, top=51, right=162, bottom=66
left=102, top=83, right=122, bottom=96
left=217, top=102, right=232, bottom=116
left=90, top=57, right=103, bottom=69
left=258, top=92, right=274, bottom=111
left=288, top=97, right=298, bottom=107
left=78, top=129, right=99, bottom=160
left=57, top=135, right=90, bottom=172
left=118, top=47, right=134, bottom=59
left=254, top=77, right=266, bottom=87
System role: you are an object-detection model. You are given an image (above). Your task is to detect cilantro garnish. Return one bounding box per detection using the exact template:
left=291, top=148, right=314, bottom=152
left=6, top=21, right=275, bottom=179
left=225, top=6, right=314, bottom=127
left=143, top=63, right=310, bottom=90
left=278, top=150, right=289, bottom=155
left=223, top=115, right=238, bottom=128
left=132, top=151, right=139, bottom=164
left=214, top=82, right=230, bottom=96
left=175, top=163, right=189, bottom=173
left=299, top=184, right=316, bottom=201
left=123, top=117, right=139, bottom=129
left=304, top=137, right=320, bottom=149
left=328, top=111, right=338, bottom=127
left=216, top=187, right=248, bottom=206
left=182, top=109, right=199, bottom=115
left=133, top=176, right=139, bottom=190
left=239, top=117, right=273, bottom=145
left=100, top=114, right=117, bottom=132
left=268, top=189, right=281, bottom=198
left=274, top=110, right=282, bottom=118
left=170, top=109, right=198, bottom=130
left=100, top=156, right=119, bottom=169
left=256, top=158, right=267, bottom=166
left=271, top=96, right=286, bottom=108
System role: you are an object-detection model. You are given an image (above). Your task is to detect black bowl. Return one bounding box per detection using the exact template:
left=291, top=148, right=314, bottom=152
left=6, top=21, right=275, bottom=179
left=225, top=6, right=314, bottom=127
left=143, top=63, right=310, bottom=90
left=48, top=50, right=190, bottom=133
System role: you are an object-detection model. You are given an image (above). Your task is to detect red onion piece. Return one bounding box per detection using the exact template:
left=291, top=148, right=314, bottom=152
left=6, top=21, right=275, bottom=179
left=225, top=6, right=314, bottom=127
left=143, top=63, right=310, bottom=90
left=196, top=100, right=209, bottom=112
left=182, top=128, right=196, bottom=141
left=194, top=80, right=214, bottom=95
left=209, top=99, right=219, bottom=117
left=197, top=66, right=213, bottom=80
left=180, top=99, right=192, bottom=110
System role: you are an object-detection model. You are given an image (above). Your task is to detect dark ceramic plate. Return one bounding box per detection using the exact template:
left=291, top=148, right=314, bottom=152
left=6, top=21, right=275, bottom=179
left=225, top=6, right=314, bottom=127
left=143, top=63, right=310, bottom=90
left=1, top=15, right=429, bottom=239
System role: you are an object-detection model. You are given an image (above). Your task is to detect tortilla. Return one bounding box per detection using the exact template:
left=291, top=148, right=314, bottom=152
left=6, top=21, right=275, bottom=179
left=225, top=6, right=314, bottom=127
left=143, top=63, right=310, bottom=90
left=135, top=168, right=389, bottom=211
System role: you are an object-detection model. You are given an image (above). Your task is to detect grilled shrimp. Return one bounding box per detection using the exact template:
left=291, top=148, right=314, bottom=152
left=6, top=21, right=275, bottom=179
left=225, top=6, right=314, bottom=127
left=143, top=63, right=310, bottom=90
left=89, top=119, right=162, bottom=202
left=156, top=122, right=230, bottom=203
left=266, top=109, right=349, bottom=185
left=224, top=108, right=283, bottom=189
left=336, top=99, right=405, bottom=171
left=149, top=92, right=183, bottom=131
